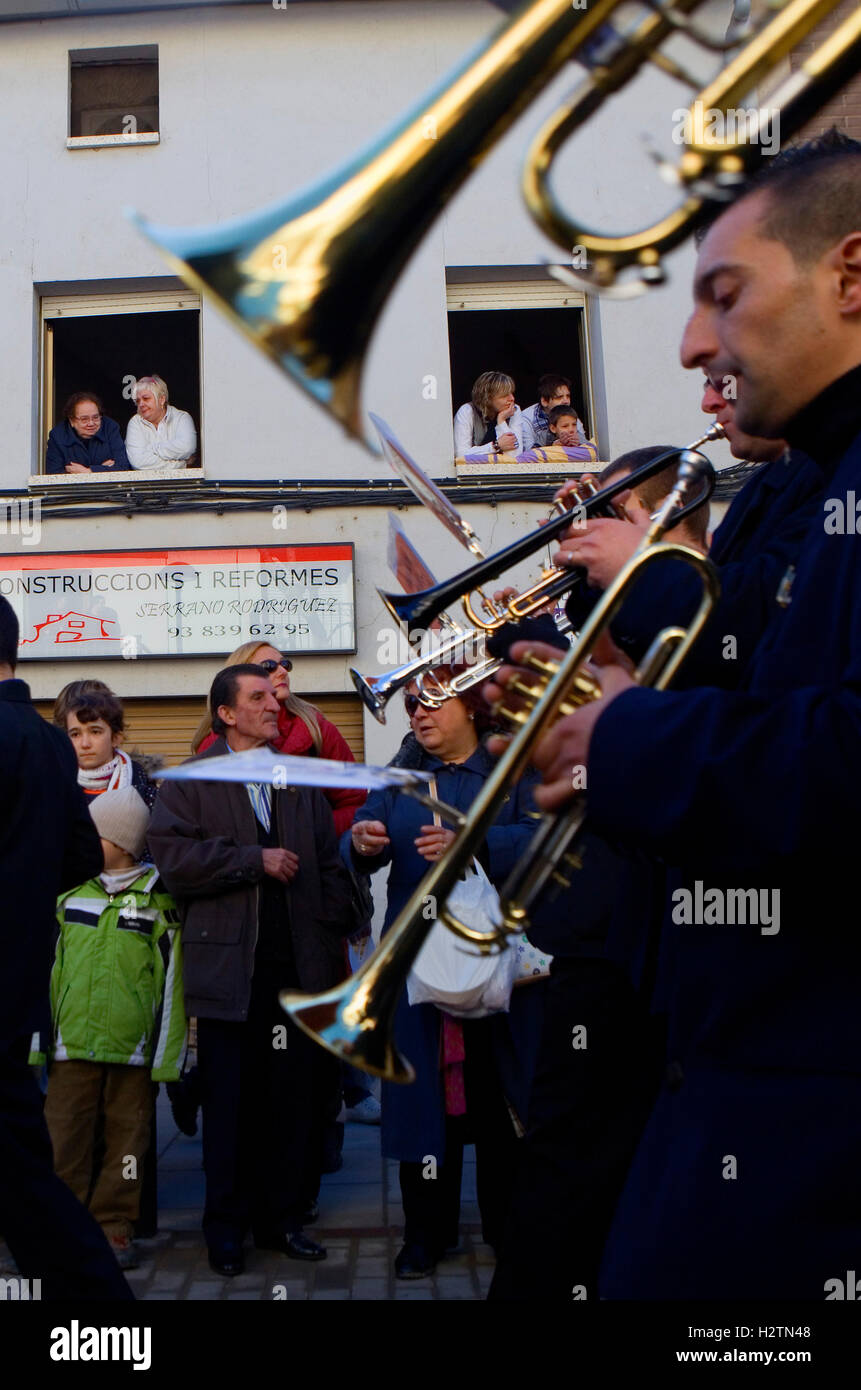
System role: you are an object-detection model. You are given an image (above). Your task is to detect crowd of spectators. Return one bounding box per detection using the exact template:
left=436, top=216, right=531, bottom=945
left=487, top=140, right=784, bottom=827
left=454, top=370, right=597, bottom=462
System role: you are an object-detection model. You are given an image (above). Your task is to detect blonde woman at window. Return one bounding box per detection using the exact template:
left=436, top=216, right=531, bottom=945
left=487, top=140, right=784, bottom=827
left=453, top=371, right=532, bottom=458
left=126, top=375, right=197, bottom=470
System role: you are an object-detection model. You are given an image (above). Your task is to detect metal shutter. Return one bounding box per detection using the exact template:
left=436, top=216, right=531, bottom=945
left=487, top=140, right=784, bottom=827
left=36, top=693, right=365, bottom=766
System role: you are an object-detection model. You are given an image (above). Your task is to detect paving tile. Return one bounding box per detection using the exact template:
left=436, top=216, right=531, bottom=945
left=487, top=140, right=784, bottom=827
left=351, top=1277, right=389, bottom=1301
left=186, top=1281, right=224, bottom=1300
left=151, top=1270, right=187, bottom=1290
left=394, top=1286, right=434, bottom=1300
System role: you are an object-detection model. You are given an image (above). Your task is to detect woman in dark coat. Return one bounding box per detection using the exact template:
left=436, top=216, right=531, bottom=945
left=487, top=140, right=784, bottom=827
left=343, top=669, right=542, bottom=1279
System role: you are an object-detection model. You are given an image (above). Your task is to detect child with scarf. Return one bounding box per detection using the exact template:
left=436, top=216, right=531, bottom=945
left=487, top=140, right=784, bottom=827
left=54, top=684, right=158, bottom=808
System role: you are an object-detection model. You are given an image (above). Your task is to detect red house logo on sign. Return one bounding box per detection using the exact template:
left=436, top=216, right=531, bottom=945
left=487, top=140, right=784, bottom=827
left=20, top=612, right=119, bottom=646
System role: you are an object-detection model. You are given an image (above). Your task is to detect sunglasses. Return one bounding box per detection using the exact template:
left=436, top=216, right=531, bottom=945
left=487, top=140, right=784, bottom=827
left=258, top=656, right=293, bottom=674
left=404, top=694, right=427, bottom=717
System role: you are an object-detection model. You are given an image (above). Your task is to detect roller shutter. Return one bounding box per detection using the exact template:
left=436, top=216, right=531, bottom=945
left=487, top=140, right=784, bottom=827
left=36, top=693, right=365, bottom=766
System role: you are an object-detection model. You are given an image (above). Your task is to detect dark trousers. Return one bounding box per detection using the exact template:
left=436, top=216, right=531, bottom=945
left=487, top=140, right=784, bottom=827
left=0, top=1040, right=133, bottom=1300
left=197, top=964, right=338, bottom=1251
left=489, top=958, right=663, bottom=1301
left=399, top=1017, right=519, bottom=1254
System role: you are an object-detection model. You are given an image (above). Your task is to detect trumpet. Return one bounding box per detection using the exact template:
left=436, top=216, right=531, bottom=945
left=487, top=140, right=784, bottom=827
left=280, top=449, right=720, bottom=1080
left=377, top=426, right=722, bottom=639
left=131, top=1, right=861, bottom=440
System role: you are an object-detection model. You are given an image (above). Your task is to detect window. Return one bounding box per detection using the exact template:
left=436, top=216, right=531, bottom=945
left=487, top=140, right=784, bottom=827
left=68, top=46, right=159, bottom=149
left=447, top=274, right=598, bottom=446
left=39, top=288, right=201, bottom=480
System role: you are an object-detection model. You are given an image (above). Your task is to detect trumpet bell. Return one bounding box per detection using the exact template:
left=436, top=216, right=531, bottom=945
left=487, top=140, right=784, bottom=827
left=280, top=983, right=415, bottom=1084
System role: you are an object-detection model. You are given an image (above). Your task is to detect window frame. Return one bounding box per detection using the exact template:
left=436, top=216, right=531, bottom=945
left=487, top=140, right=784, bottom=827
left=67, top=44, right=160, bottom=150
left=37, top=288, right=203, bottom=485
left=445, top=273, right=599, bottom=471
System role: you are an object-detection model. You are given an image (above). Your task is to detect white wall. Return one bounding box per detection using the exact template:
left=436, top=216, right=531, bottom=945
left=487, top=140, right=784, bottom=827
left=0, top=0, right=734, bottom=485
left=0, top=1, right=734, bottom=760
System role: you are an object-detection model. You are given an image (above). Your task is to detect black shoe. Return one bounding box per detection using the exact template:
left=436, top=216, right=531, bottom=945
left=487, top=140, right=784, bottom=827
left=256, top=1230, right=327, bottom=1261
left=394, top=1241, right=436, bottom=1280
left=208, top=1244, right=244, bottom=1277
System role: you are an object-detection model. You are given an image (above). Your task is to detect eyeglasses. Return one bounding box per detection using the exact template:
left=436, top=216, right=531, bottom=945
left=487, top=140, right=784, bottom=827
left=73, top=414, right=101, bottom=425
left=405, top=694, right=436, bottom=717
left=259, top=656, right=293, bottom=674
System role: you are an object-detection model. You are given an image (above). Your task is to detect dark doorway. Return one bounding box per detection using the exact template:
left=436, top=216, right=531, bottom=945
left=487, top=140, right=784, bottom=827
left=448, top=306, right=589, bottom=434
left=47, top=310, right=200, bottom=465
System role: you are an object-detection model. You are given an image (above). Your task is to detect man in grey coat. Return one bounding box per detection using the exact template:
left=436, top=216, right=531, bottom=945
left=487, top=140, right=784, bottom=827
left=149, top=664, right=355, bottom=1275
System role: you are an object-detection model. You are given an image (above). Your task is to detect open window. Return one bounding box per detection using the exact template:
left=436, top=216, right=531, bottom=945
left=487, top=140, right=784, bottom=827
left=446, top=273, right=597, bottom=448
left=39, top=289, right=201, bottom=481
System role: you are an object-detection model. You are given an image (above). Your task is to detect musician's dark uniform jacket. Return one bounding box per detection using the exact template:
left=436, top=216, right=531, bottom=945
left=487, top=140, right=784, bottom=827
left=491, top=443, right=824, bottom=1301
left=584, top=364, right=861, bottom=1299
left=566, top=444, right=824, bottom=688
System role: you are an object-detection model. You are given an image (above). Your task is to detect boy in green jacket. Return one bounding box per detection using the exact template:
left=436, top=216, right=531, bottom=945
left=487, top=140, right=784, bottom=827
left=43, top=786, right=186, bottom=1270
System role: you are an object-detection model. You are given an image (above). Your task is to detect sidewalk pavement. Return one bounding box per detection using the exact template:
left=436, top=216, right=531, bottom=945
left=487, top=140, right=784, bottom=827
left=128, top=1089, right=492, bottom=1301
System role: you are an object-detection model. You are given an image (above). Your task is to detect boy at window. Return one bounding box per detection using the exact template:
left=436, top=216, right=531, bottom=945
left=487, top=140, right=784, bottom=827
left=45, top=392, right=130, bottom=474
left=547, top=404, right=598, bottom=461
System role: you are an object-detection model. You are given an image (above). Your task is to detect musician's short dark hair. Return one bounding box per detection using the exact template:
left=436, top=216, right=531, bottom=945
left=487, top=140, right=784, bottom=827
left=0, top=596, right=18, bottom=670
left=603, top=446, right=709, bottom=544
left=210, top=663, right=270, bottom=735
left=693, top=129, right=861, bottom=257
left=538, top=373, right=571, bottom=401
left=752, top=129, right=861, bottom=264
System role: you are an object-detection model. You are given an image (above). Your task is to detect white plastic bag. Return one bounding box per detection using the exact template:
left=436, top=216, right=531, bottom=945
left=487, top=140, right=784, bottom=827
left=407, top=858, right=517, bottom=1017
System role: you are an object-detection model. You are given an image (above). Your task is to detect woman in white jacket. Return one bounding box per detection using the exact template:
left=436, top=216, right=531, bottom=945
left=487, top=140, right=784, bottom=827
left=453, top=371, right=532, bottom=458
left=126, top=375, right=197, bottom=470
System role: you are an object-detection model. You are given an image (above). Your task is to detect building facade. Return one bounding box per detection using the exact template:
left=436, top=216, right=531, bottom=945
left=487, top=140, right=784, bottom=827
left=1, top=0, right=856, bottom=765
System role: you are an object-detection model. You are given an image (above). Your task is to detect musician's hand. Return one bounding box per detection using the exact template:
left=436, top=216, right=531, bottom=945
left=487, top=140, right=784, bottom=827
left=555, top=505, right=651, bottom=589
left=553, top=474, right=598, bottom=508
left=352, top=820, right=390, bottom=857
left=415, top=825, right=456, bottom=860
left=482, top=637, right=635, bottom=808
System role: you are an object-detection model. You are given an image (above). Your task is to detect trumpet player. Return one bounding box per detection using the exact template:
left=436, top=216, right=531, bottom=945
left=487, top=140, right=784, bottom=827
left=487, top=131, right=861, bottom=1300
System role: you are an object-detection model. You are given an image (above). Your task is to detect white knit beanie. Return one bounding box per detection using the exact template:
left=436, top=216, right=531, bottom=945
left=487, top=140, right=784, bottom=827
left=89, top=786, right=150, bottom=859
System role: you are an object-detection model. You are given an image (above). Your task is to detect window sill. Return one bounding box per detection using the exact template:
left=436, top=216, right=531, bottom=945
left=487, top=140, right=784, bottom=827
left=66, top=133, right=160, bottom=150
left=30, top=467, right=204, bottom=489
left=455, top=456, right=605, bottom=478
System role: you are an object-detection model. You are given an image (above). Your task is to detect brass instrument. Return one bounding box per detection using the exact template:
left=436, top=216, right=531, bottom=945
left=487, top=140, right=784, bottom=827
left=280, top=450, right=719, bottom=1080
left=354, top=423, right=722, bottom=718
left=130, top=1, right=861, bottom=440
left=377, top=425, right=722, bottom=640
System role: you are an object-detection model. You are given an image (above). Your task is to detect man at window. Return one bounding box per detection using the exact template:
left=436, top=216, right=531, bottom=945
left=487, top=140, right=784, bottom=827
left=126, top=374, right=197, bottom=470
left=45, top=393, right=130, bottom=475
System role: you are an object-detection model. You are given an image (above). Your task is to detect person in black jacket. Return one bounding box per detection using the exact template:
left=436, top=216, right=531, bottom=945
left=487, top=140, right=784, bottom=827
left=490, top=132, right=861, bottom=1300
left=0, top=597, right=132, bottom=1299
left=149, top=665, right=356, bottom=1277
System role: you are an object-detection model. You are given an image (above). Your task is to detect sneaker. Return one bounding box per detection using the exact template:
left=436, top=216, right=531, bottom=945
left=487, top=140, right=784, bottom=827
left=108, top=1236, right=139, bottom=1271
left=345, top=1094, right=381, bottom=1125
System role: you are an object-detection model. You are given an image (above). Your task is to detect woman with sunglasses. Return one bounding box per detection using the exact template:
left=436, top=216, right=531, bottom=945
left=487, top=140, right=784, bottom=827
left=346, top=668, right=541, bottom=1279
left=192, top=640, right=366, bottom=834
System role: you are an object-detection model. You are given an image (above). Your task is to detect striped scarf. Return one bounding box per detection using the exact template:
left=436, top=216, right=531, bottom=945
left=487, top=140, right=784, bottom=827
left=77, top=747, right=134, bottom=795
